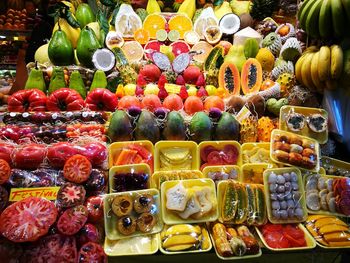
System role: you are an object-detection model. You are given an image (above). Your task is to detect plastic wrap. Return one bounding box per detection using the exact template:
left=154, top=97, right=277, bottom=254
left=242, top=143, right=272, bottom=164
left=203, top=166, right=240, bottom=185
left=321, top=156, right=350, bottom=177
left=241, top=164, right=272, bottom=184
left=151, top=170, right=204, bottom=189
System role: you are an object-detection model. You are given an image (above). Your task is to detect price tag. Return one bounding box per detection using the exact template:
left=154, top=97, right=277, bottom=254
left=235, top=106, right=252, bottom=124
left=9, top=187, right=60, bottom=202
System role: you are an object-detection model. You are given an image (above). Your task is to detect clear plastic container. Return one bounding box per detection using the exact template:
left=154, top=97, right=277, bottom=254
left=202, top=165, right=241, bottom=185
left=263, top=167, right=308, bottom=224
left=161, top=178, right=218, bottom=224
left=151, top=170, right=204, bottom=189
left=321, top=156, right=350, bottom=177
left=241, top=142, right=272, bottom=164
left=241, top=163, right=275, bottom=184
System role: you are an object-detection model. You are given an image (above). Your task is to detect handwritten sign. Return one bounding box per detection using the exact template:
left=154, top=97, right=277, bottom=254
left=9, top=187, right=60, bottom=202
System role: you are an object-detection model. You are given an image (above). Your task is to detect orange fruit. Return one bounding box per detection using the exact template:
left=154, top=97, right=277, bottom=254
left=190, top=41, right=213, bottom=64
left=168, top=14, right=193, bottom=39
left=204, top=96, right=225, bottom=111
left=121, top=41, right=144, bottom=63
left=184, top=96, right=204, bottom=115
left=134, top=28, right=150, bottom=45
left=141, top=95, right=162, bottom=112
left=118, top=96, right=142, bottom=110
left=163, top=94, right=184, bottom=111
left=143, top=14, right=166, bottom=39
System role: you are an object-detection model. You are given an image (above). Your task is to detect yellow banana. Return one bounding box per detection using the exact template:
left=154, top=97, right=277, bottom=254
left=301, top=52, right=317, bottom=91
left=165, top=243, right=196, bottom=251
left=201, top=228, right=211, bottom=250
left=310, top=51, right=326, bottom=93
left=178, top=0, right=196, bottom=19
left=318, top=46, right=331, bottom=81
left=295, top=53, right=308, bottom=84
left=162, top=234, right=198, bottom=249
left=330, top=45, right=344, bottom=79
left=146, top=0, right=161, bottom=14
left=165, top=224, right=202, bottom=237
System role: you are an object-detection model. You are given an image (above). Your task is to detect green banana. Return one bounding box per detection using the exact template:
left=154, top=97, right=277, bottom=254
left=319, top=0, right=333, bottom=38
left=330, top=45, right=344, bottom=79
left=341, top=0, right=350, bottom=23
left=331, top=0, right=346, bottom=37
left=299, top=0, right=319, bottom=29
left=305, top=0, right=322, bottom=38
left=297, top=0, right=312, bottom=20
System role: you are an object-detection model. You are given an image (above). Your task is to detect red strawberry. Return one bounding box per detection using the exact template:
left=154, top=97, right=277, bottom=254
left=175, top=75, right=186, bottom=85
left=137, top=74, right=147, bottom=86
left=158, top=74, right=168, bottom=89
left=135, top=85, right=144, bottom=96
left=179, top=86, right=188, bottom=100
left=195, top=73, right=206, bottom=87
left=158, top=87, right=168, bottom=100
left=197, top=86, right=208, bottom=97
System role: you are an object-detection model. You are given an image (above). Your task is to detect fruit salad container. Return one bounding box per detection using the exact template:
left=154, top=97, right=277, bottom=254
left=159, top=224, right=212, bottom=254
left=263, top=167, right=308, bottom=224
left=209, top=222, right=262, bottom=260
left=198, top=141, right=242, bottom=171
left=155, top=141, right=199, bottom=171
left=104, top=189, right=163, bottom=240
left=151, top=170, right=204, bottom=189
left=241, top=163, right=275, bottom=184
left=108, top=140, right=154, bottom=170
left=304, top=174, right=350, bottom=217
left=202, top=165, right=241, bottom=185
left=104, top=234, right=159, bottom=256
left=270, top=129, right=320, bottom=172
left=279, top=105, right=328, bottom=144
left=217, top=180, right=267, bottom=226
left=161, top=178, right=218, bottom=224
left=304, top=215, right=350, bottom=248
left=321, top=156, right=350, bottom=177
left=241, top=142, right=272, bottom=164
left=255, top=223, right=316, bottom=251
left=109, top=164, right=151, bottom=193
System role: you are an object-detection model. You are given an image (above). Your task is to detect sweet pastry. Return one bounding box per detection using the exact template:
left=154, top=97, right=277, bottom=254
left=117, top=216, right=137, bottom=235
left=112, top=195, right=133, bottom=217
left=137, top=212, right=156, bottom=232
left=134, top=193, right=154, bottom=214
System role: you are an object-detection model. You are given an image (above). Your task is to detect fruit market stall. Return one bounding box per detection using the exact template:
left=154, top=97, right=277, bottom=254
left=1, top=0, right=350, bottom=262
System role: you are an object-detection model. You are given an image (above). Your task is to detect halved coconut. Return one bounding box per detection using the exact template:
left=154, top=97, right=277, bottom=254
left=92, top=48, right=116, bottom=72
left=204, top=25, right=222, bottom=45
left=105, top=31, right=124, bottom=50
left=219, top=13, right=240, bottom=35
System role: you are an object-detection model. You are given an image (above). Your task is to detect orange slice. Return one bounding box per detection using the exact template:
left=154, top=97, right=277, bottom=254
left=133, top=28, right=150, bottom=45
left=168, top=14, right=193, bottom=39
left=143, top=14, right=166, bottom=39
left=121, top=41, right=144, bottom=63
left=190, top=41, right=213, bottom=64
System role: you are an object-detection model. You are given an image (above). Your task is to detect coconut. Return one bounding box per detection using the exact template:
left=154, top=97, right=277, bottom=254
left=226, top=95, right=245, bottom=114
left=92, top=48, right=116, bottom=72
left=239, top=13, right=253, bottom=29
left=246, top=94, right=266, bottom=118
left=219, top=13, right=240, bottom=35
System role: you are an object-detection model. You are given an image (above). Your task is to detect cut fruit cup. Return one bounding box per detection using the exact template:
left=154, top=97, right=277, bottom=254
left=151, top=170, right=204, bottom=189
left=241, top=163, right=275, bottom=184
left=241, top=142, right=272, bottom=164
left=321, top=156, right=350, bottom=177
left=202, top=165, right=241, bottom=185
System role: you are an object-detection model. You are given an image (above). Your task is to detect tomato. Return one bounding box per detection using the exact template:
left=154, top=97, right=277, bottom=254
left=0, top=186, right=8, bottom=211
left=63, top=155, right=92, bottom=184
left=207, top=151, right=224, bottom=165
left=84, top=169, right=107, bottom=196
left=85, top=196, right=104, bottom=223
left=200, top=145, right=216, bottom=162
left=0, top=159, right=11, bottom=185
left=85, top=88, right=118, bottom=111
left=24, top=234, right=77, bottom=263
left=57, top=182, right=86, bottom=208
left=57, top=205, right=88, bottom=236
left=13, top=144, right=47, bottom=170
left=8, top=89, right=47, bottom=112
left=0, top=142, right=15, bottom=164
left=77, top=223, right=102, bottom=247
left=47, top=142, right=79, bottom=168
left=222, top=144, right=239, bottom=164
left=78, top=242, right=107, bottom=263
left=0, top=238, right=23, bottom=262
left=46, top=88, right=85, bottom=111
left=264, top=232, right=290, bottom=248
left=0, top=197, right=57, bottom=242
left=78, top=142, right=107, bottom=167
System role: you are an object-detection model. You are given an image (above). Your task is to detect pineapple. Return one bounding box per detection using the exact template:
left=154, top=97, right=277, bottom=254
left=257, top=117, right=275, bottom=142
left=250, top=0, right=279, bottom=21
left=240, top=116, right=258, bottom=143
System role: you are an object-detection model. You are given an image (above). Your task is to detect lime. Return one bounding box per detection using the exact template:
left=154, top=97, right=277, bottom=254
left=156, top=29, right=168, bottom=42
left=168, top=30, right=180, bottom=42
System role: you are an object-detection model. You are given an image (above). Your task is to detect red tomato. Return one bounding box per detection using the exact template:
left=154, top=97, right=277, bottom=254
left=207, top=151, right=224, bottom=165
left=57, top=182, right=86, bottom=208
left=0, top=238, right=23, bottom=262
left=46, top=88, right=85, bottom=111
left=77, top=223, right=102, bottom=247
left=85, top=88, right=118, bottom=111
left=57, top=205, right=88, bottom=236
left=63, top=154, right=92, bottom=184
left=8, top=89, right=47, bottom=112
left=79, top=142, right=107, bottom=167
left=47, top=142, right=79, bottom=168
left=222, top=144, right=239, bottom=164
left=78, top=242, right=107, bottom=263
left=0, top=197, right=58, bottom=242
left=0, top=143, right=14, bottom=164
left=0, top=159, right=11, bottom=185
left=13, top=143, right=47, bottom=169
left=85, top=196, right=104, bottom=223
left=264, top=232, right=290, bottom=248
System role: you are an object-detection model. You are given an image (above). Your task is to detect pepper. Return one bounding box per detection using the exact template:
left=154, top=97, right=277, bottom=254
left=85, top=88, right=118, bottom=111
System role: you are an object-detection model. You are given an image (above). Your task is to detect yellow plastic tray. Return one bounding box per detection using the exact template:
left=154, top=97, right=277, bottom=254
left=202, top=165, right=241, bottom=182
left=108, top=140, right=154, bottom=169
left=104, top=189, right=163, bottom=240
left=104, top=234, right=159, bottom=256
left=158, top=224, right=212, bottom=255
left=279, top=105, right=328, bottom=144
left=321, top=156, right=350, bottom=177
left=270, top=129, right=320, bottom=172
left=263, top=167, right=308, bottom=224
left=255, top=223, right=316, bottom=251
left=151, top=170, right=204, bottom=189
left=241, top=163, right=275, bottom=184
left=161, top=178, right=218, bottom=225
left=241, top=142, right=272, bottom=164
left=109, top=164, right=151, bottom=193
left=198, top=141, right=242, bottom=168
left=154, top=141, right=199, bottom=171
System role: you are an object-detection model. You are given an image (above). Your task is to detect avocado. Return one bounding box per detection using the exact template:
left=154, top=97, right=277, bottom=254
left=163, top=111, right=186, bottom=140
left=76, top=26, right=101, bottom=68
left=48, top=67, right=66, bottom=94
left=25, top=68, right=46, bottom=92
left=90, top=70, right=107, bottom=91
left=215, top=112, right=240, bottom=140
left=108, top=110, right=133, bottom=142
left=69, top=70, right=86, bottom=98
left=135, top=110, right=160, bottom=143
left=48, top=27, right=74, bottom=66
left=189, top=112, right=212, bottom=143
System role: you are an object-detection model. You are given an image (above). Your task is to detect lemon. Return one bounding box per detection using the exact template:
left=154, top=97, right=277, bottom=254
left=144, top=84, right=160, bottom=95
left=124, top=84, right=137, bottom=96
left=205, top=85, right=217, bottom=95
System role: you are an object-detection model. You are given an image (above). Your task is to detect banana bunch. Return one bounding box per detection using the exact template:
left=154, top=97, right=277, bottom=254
left=295, top=45, right=344, bottom=93
left=298, top=0, right=350, bottom=38
left=160, top=224, right=211, bottom=252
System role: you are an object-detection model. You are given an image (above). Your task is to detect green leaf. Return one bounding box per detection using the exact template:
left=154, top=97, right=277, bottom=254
left=213, top=0, right=224, bottom=6
left=88, top=0, right=100, bottom=15
left=109, top=6, right=120, bottom=26
left=97, top=10, right=109, bottom=37
left=100, top=0, right=116, bottom=7
left=60, top=8, right=80, bottom=28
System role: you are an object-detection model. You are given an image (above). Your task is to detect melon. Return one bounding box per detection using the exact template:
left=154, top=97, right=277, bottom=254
left=218, top=62, right=240, bottom=95
left=241, top=58, right=263, bottom=95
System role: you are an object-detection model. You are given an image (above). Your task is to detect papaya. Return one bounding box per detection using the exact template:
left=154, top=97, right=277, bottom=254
left=214, top=112, right=240, bottom=141
left=134, top=110, right=160, bottom=143
left=163, top=111, right=187, bottom=140
left=240, top=58, right=263, bottom=95
left=204, top=46, right=225, bottom=71
left=218, top=62, right=240, bottom=95
left=108, top=110, right=133, bottom=142
left=189, top=112, right=212, bottom=143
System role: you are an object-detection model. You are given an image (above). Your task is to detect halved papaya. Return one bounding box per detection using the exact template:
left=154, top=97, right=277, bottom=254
left=218, top=61, right=240, bottom=95
left=241, top=58, right=263, bottom=95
